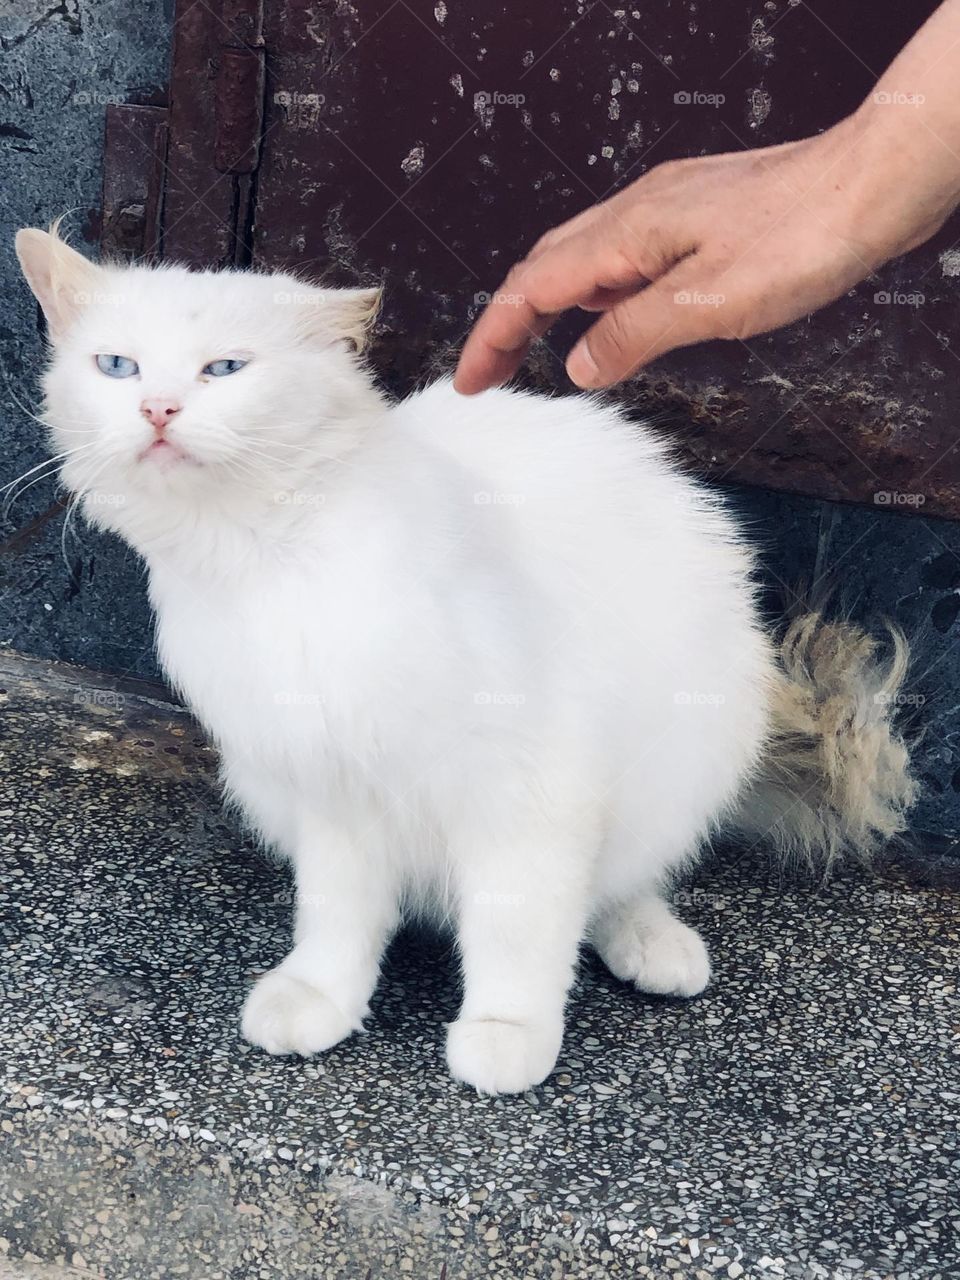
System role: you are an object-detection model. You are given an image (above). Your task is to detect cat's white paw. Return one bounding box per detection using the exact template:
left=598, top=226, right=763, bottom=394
left=241, top=969, right=358, bottom=1056
left=446, top=1016, right=563, bottom=1094
left=599, top=916, right=711, bottom=997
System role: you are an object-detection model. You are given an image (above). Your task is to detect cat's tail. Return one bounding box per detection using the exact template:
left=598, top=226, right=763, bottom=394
left=729, top=612, right=918, bottom=873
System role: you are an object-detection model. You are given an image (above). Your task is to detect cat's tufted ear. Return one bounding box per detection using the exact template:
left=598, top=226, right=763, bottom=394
left=288, top=284, right=383, bottom=354
left=15, top=222, right=104, bottom=341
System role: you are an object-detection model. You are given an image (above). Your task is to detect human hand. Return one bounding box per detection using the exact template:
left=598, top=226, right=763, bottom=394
left=455, top=4, right=960, bottom=394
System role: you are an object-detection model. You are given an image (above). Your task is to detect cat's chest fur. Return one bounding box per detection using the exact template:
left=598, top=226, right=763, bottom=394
left=144, top=510, right=537, bottom=790
left=148, top=544, right=414, bottom=773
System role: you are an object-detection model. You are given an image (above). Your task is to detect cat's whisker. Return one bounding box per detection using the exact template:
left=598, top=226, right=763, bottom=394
left=1, top=445, right=96, bottom=496
left=217, top=440, right=323, bottom=482
left=236, top=437, right=366, bottom=480
left=0, top=371, right=102, bottom=435
left=0, top=370, right=56, bottom=433
left=221, top=461, right=265, bottom=489
left=242, top=434, right=363, bottom=467
left=1, top=468, right=71, bottom=520
left=58, top=452, right=115, bottom=571
left=1, top=461, right=63, bottom=507
left=210, top=455, right=276, bottom=494
left=44, top=423, right=104, bottom=435
left=61, top=493, right=88, bottom=573
left=214, top=447, right=269, bottom=479
left=1, top=445, right=98, bottom=518
left=242, top=435, right=320, bottom=454
left=230, top=444, right=300, bottom=473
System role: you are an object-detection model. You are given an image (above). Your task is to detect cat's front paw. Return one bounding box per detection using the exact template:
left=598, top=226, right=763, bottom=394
left=241, top=969, right=359, bottom=1057
left=446, top=1015, right=563, bottom=1094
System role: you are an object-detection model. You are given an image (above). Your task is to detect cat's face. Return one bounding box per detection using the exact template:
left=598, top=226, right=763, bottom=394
left=15, top=226, right=382, bottom=517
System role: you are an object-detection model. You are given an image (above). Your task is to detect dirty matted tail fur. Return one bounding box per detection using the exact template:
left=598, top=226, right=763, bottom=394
left=731, top=612, right=918, bottom=873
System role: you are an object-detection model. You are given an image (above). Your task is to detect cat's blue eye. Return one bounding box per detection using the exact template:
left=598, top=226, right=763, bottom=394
left=202, top=358, right=249, bottom=378
left=96, top=354, right=139, bottom=379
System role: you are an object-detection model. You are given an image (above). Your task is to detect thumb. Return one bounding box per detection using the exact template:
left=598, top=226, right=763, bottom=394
left=566, top=262, right=724, bottom=388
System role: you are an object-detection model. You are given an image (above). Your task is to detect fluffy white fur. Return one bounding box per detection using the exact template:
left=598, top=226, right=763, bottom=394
left=15, top=228, right=907, bottom=1095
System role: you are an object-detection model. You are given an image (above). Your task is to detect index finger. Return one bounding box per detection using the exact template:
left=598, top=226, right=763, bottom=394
left=454, top=226, right=647, bottom=395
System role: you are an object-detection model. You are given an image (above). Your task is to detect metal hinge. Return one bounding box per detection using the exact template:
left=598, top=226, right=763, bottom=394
left=214, top=0, right=265, bottom=175
left=100, top=0, right=266, bottom=267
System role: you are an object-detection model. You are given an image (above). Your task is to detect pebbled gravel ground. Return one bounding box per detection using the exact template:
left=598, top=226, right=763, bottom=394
left=0, top=649, right=958, bottom=1280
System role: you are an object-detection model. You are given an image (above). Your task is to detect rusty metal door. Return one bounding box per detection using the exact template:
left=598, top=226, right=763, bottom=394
left=101, top=0, right=960, bottom=518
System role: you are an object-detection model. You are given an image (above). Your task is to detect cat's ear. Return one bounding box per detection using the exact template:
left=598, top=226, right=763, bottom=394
left=292, top=285, right=382, bottom=353
left=15, top=222, right=104, bottom=341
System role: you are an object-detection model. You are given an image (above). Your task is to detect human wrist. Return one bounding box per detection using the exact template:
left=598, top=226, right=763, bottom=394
left=839, top=87, right=960, bottom=264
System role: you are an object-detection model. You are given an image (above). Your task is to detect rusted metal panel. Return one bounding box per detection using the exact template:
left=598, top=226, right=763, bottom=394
left=245, top=0, right=960, bottom=517
left=162, top=0, right=257, bottom=266
left=157, top=0, right=960, bottom=515
left=100, top=104, right=168, bottom=261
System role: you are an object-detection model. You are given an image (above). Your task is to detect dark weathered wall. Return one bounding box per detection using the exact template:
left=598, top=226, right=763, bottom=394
left=2, top=0, right=959, bottom=841
left=0, top=0, right=170, bottom=673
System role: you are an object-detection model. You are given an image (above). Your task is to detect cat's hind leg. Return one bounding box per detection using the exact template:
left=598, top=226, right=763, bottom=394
left=589, top=891, right=711, bottom=997
left=590, top=785, right=714, bottom=999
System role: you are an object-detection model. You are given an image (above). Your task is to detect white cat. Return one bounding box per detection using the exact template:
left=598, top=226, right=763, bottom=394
left=15, top=226, right=915, bottom=1094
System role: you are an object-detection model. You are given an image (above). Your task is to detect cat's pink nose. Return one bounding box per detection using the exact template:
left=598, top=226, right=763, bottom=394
left=140, top=397, right=182, bottom=434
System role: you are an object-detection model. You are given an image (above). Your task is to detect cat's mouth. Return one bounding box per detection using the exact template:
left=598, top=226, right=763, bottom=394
left=138, top=439, right=195, bottom=466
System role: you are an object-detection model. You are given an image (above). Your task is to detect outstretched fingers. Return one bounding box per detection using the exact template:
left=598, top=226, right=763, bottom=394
left=454, top=226, right=653, bottom=394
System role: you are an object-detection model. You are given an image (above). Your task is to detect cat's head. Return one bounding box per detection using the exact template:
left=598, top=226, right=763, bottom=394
left=15, top=222, right=383, bottom=533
